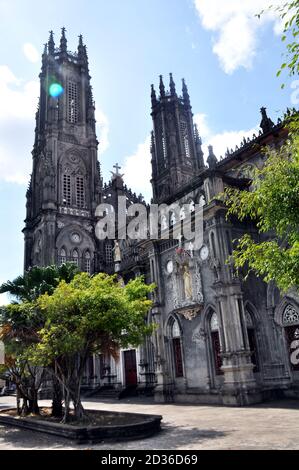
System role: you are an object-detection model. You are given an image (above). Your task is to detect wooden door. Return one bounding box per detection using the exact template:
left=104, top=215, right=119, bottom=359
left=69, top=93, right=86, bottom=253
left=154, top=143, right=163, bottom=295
left=124, top=350, right=137, bottom=386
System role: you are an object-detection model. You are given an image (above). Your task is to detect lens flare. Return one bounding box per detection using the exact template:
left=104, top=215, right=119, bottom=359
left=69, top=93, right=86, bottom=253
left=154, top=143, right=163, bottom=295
left=49, top=83, right=64, bottom=98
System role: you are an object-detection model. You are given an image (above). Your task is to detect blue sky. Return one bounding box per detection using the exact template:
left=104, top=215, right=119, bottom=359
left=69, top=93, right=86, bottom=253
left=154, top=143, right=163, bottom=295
left=0, top=0, right=296, bottom=302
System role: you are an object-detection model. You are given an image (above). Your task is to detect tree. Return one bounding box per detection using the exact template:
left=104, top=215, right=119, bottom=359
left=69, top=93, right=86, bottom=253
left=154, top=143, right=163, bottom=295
left=0, top=263, right=79, bottom=417
left=0, top=301, right=45, bottom=415
left=0, top=263, right=79, bottom=303
left=223, top=136, right=299, bottom=292
left=222, top=1, right=299, bottom=293
left=28, top=273, right=155, bottom=423
left=258, top=1, right=299, bottom=82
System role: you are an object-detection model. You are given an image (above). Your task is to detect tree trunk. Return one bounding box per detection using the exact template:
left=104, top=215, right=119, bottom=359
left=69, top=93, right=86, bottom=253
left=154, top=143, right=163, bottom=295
left=28, top=389, right=39, bottom=415
left=51, top=376, right=63, bottom=418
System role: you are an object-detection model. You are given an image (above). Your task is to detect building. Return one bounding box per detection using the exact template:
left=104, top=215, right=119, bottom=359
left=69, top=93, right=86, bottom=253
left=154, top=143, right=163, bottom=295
left=24, top=29, right=299, bottom=405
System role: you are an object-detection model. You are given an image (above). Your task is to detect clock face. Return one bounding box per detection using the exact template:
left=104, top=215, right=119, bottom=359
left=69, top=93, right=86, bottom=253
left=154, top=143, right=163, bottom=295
left=166, top=260, right=173, bottom=274
left=200, top=245, right=209, bottom=261
left=71, top=232, right=81, bottom=243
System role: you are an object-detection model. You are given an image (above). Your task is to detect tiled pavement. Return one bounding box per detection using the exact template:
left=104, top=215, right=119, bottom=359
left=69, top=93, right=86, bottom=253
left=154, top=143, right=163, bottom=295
left=0, top=396, right=299, bottom=450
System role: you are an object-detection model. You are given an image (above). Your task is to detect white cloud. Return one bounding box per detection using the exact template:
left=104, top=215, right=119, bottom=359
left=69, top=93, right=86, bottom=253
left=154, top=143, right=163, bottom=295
left=0, top=65, right=39, bottom=184
left=23, top=43, right=39, bottom=63
left=0, top=65, right=110, bottom=185
left=122, top=136, right=152, bottom=202
left=193, top=0, right=283, bottom=73
left=194, top=112, right=258, bottom=160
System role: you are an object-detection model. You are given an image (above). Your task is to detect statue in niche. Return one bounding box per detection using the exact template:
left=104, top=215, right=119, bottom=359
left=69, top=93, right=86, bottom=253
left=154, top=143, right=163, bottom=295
left=183, top=264, right=192, bottom=300
left=113, top=240, right=121, bottom=263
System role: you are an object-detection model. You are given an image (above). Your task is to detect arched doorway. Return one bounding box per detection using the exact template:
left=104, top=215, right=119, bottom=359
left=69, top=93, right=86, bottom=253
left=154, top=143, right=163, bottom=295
left=210, top=312, right=223, bottom=375
left=167, top=317, right=184, bottom=378
left=282, top=304, right=299, bottom=372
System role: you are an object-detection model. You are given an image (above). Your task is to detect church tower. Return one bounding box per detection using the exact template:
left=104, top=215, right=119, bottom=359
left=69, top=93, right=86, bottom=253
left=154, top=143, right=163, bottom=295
left=150, top=74, right=204, bottom=203
left=23, top=29, right=102, bottom=273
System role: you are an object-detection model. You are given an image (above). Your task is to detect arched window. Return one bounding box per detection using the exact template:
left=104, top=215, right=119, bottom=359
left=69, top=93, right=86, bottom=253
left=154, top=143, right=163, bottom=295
left=198, top=194, right=206, bottom=207
left=226, top=230, right=232, bottom=256
left=170, top=212, right=176, bottom=226
left=180, top=207, right=186, bottom=220
left=180, top=120, right=191, bottom=161
left=63, top=174, right=71, bottom=206
left=68, top=81, right=78, bottom=123
left=105, top=243, right=113, bottom=265
left=171, top=319, right=183, bottom=378
left=246, top=311, right=259, bottom=372
left=59, top=247, right=67, bottom=265
left=210, top=312, right=223, bottom=375
left=84, top=251, right=91, bottom=274
left=76, top=175, right=85, bottom=208
left=283, top=304, right=299, bottom=371
left=72, top=249, right=79, bottom=267
left=210, top=232, right=217, bottom=258
left=189, top=200, right=195, bottom=212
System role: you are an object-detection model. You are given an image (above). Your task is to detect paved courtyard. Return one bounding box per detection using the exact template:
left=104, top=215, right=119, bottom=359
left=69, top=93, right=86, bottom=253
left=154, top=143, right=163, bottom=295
left=0, top=396, right=299, bottom=450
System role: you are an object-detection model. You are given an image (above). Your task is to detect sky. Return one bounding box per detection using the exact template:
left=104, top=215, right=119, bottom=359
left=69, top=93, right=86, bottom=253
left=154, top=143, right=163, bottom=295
left=0, top=0, right=296, bottom=303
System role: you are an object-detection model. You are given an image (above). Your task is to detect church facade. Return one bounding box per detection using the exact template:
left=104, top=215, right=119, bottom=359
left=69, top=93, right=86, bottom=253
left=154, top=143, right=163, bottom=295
left=24, top=30, right=299, bottom=405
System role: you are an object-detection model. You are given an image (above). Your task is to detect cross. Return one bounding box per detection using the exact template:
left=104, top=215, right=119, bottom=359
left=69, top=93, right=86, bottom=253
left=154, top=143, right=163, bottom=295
left=113, top=163, right=121, bottom=175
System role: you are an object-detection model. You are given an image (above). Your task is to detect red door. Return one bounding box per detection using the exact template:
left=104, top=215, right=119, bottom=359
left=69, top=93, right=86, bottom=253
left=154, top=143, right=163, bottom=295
left=124, top=350, right=137, bottom=386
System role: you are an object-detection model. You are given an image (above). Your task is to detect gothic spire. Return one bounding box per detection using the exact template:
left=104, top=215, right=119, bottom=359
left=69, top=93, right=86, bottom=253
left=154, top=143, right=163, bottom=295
left=78, top=34, right=85, bottom=61
left=151, top=84, right=157, bottom=107
left=182, top=78, right=190, bottom=105
left=159, top=75, right=165, bottom=98
left=260, top=106, right=274, bottom=134
left=60, top=27, right=67, bottom=54
left=169, top=73, right=176, bottom=96
left=48, top=30, right=55, bottom=55
left=207, top=145, right=217, bottom=169
left=194, top=124, right=204, bottom=168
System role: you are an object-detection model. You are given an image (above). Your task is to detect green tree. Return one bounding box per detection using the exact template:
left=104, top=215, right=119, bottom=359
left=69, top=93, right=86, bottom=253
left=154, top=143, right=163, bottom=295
left=0, top=263, right=79, bottom=302
left=0, top=301, right=45, bottom=415
left=29, top=273, right=155, bottom=423
left=222, top=1, right=299, bottom=292
left=222, top=136, right=299, bottom=292
left=0, top=263, right=79, bottom=417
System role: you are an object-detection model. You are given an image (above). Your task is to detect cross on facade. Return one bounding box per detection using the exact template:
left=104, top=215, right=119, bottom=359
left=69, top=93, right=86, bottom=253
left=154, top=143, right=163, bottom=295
left=113, top=163, right=121, bottom=175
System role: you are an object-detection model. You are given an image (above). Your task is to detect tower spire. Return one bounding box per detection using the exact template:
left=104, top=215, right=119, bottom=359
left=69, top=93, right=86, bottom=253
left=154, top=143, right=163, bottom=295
left=151, top=84, right=157, bottom=107
left=78, top=34, right=85, bottom=61
left=60, top=27, right=67, bottom=54
left=207, top=145, right=217, bottom=169
left=48, top=30, right=55, bottom=55
left=194, top=124, right=204, bottom=168
left=182, top=78, right=190, bottom=105
left=260, top=106, right=274, bottom=133
left=169, top=73, right=176, bottom=96
left=159, top=75, right=165, bottom=98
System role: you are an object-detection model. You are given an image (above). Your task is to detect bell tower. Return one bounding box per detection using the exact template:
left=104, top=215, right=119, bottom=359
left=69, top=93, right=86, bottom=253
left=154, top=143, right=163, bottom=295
left=23, top=29, right=102, bottom=273
left=150, top=74, right=204, bottom=203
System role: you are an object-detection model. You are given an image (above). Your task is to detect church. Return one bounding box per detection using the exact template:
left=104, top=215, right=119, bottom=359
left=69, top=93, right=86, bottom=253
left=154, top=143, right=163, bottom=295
left=23, top=29, right=299, bottom=406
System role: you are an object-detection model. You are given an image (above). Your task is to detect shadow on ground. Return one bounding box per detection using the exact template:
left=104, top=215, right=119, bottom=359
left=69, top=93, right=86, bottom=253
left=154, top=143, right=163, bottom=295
left=0, top=422, right=230, bottom=450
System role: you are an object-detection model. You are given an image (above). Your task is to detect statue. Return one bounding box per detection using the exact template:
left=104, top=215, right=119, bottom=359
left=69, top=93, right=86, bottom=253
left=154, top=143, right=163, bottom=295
left=183, top=265, right=192, bottom=300
left=113, top=240, right=121, bottom=263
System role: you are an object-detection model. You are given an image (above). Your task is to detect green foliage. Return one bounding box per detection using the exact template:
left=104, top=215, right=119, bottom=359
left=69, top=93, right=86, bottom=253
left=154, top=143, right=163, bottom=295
left=259, top=1, right=299, bottom=83
left=29, top=273, right=155, bottom=366
left=0, top=263, right=79, bottom=303
left=222, top=133, right=299, bottom=292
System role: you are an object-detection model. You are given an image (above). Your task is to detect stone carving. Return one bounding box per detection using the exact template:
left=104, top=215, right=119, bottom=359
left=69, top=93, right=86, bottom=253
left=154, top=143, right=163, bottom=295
left=192, top=327, right=206, bottom=343
left=113, top=240, right=122, bottom=262
left=283, top=304, right=299, bottom=325
left=57, top=220, right=65, bottom=229
left=84, top=222, right=93, bottom=232
left=183, top=265, right=192, bottom=299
